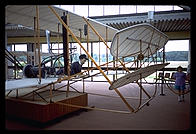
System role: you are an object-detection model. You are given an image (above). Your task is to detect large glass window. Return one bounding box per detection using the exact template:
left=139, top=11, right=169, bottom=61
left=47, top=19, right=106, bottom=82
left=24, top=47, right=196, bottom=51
left=58, top=5, right=74, bottom=12
left=12, top=44, right=27, bottom=51
left=89, top=5, right=103, bottom=16
left=55, top=5, right=183, bottom=17
left=120, top=5, right=137, bottom=14
left=104, top=5, right=120, bottom=15
left=155, top=5, right=173, bottom=12
left=137, top=5, right=155, bottom=13
left=159, top=40, right=189, bottom=68
left=75, top=5, right=89, bottom=17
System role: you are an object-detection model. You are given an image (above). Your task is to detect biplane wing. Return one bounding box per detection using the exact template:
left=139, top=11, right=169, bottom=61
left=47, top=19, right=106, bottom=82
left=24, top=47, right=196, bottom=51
left=5, top=5, right=118, bottom=88
left=110, top=23, right=169, bottom=57
left=5, top=78, right=58, bottom=91
left=109, top=63, right=170, bottom=90
left=5, top=5, right=118, bottom=42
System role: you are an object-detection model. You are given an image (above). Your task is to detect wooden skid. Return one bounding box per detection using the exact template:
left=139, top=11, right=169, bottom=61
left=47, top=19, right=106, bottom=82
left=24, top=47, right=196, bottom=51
left=6, top=92, right=88, bottom=123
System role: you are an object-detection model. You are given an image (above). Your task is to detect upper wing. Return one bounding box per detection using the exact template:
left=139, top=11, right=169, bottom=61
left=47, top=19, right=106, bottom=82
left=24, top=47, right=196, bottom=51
left=5, top=5, right=118, bottom=42
left=110, top=23, right=169, bottom=57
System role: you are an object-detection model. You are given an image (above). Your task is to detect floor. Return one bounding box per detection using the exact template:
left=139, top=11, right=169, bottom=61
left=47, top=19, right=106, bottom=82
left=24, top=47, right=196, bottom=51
left=5, top=81, right=191, bottom=130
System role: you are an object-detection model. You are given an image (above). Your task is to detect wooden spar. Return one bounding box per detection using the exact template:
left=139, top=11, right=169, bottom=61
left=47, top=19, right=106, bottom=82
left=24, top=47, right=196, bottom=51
left=55, top=102, right=131, bottom=114
left=91, top=42, right=93, bottom=81
left=106, top=27, right=109, bottom=74
left=79, top=29, right=82, bottom=55
left=86, top=22, right=90, bottom=75
left=66, top=12, right=70, bottom=97
left=138, top=40, right=142, bottom=108
left=57, top=23, right=61, bottom=70
left=57, top=23, right=60, bottom=60
left=134, top=97, right=154, bottom=113
left=33, top=17, right=37, bottom=65
left=98, top=38, right=100, bottom=65
left=87, top=92, right=149, bottom=100
left=61, top=12, right=69, bottom=75
left=36, top=5, right=42, bottom=84
left=116, top=34, right=119, bottom=80
left=148, top=45, right=156, bottom=63
left=48, top=5, right=135, bottom=112
left=54, top=57, right=120, bottom=84
left=136, top=81, right=151, bottom=98
left=160, top=45, right=165, bottom=95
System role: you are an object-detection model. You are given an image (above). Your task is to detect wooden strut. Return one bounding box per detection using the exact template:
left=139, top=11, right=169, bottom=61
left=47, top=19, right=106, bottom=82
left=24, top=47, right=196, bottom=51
left=34, top=83, right=149, bottom=101
left=54, top=45, right=147, bottom=85
left=35, top=5, right=42, bottom=84
left=33, top=16, right=37, bottom=65
left=52, top=70, right=149, bottom=100
left=137, top=40, right=143, bottom=108
left=55, top=58, right=120, bottom=84
left=48, top=5, right=135, bottom=113
left=106, top=27, right=109, bottom=74
left=86, top=23, right=90, bottom=75
left=115, top=44, right=155, bottom=111
left=66, top=12, right=70, bottom=98
left=116, top=34, right=119, bottom=80
left=55, top=101, right=131, bottom=114
left=19, top=83, right=51, bottom=99
left=85, top=92, right=149, bottom=100
left=82, top=14, right=156, bottom=112
left=24, top=6, right=159, bottom=114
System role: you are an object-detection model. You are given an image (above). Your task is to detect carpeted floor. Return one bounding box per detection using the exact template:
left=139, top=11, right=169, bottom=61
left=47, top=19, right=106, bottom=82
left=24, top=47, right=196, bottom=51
left=5, top=81, right=191, bottom=130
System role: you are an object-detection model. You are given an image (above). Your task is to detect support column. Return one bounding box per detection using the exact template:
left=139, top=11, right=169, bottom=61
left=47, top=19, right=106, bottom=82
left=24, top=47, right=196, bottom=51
left=61, top=12, right=69, bottom=75
left=160, top=46, right=165, bottom=96
left=27, top=43, right=34, bottom=65
left=91, top=42, right=93, bottom=81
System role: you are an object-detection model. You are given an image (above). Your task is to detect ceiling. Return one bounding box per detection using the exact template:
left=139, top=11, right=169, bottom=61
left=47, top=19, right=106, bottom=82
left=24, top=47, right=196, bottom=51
left=90, top=10, right=190, bottom=32
left=6, top=6, right=190, bottom=44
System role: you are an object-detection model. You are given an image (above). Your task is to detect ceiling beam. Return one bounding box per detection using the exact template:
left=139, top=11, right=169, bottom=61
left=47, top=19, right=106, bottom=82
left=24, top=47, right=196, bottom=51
left=7, top=31, right=190, bottom=44
left=7, top=36, right=87, bottom=44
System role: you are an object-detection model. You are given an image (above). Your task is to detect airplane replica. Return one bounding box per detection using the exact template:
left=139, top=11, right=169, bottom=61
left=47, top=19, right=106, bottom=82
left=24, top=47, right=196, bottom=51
left=5, top=5, right=175, bottom=122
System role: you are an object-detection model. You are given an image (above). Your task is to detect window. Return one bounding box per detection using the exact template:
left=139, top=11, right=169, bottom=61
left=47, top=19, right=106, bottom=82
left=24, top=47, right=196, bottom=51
left=155, top=5, right=173, bottom=12
left=89, top=5, right=103, bottom=16
left=104, top=5, right=120, bottom=15
left=75, top=5, right=89, bottom=17
left=120, top=5, right=136, bottom=14
left=58, top=5, right=74, bottom=12
left=137, top=5, right=155, bottom=13
left=160, top=40, right=189, bottom=68
left=56, top=5, right=183, bottom=17
left=12, top=44, right=27, bottom=51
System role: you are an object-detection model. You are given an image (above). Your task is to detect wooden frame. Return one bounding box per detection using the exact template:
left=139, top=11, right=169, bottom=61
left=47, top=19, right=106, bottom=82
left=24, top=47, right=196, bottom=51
left=47, top=6, right=165, bottom=114
left=6, top=5, right=178, bottom=118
